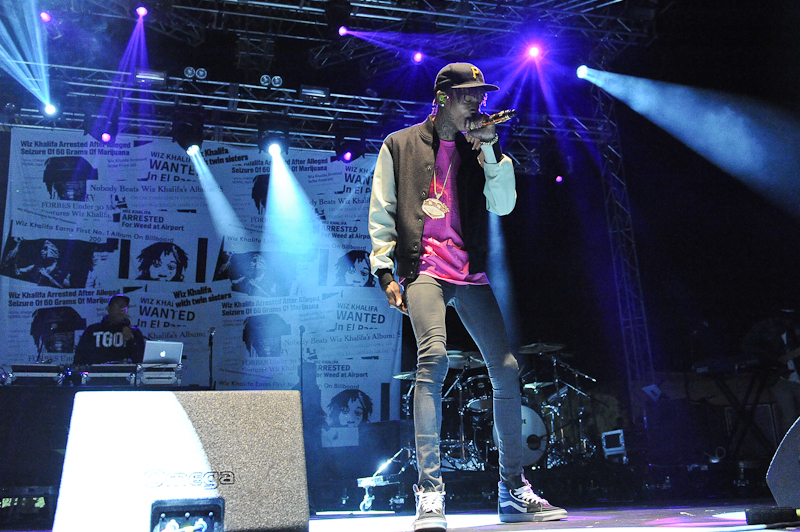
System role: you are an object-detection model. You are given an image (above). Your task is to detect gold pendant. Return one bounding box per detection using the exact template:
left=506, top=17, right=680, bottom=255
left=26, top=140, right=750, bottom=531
left=422, top=198, right=449, bottom=219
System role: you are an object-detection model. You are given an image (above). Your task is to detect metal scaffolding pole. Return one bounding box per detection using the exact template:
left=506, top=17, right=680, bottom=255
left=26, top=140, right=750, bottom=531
left=589, top=67, right=655, bottom=426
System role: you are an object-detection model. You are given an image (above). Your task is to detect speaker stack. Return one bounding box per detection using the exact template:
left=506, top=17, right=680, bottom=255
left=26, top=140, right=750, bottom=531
left=52, top=390, right=309, bottom=532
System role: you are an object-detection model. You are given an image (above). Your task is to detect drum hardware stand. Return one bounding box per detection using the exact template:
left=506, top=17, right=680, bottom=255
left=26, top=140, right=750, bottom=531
left=556, top=359, right=601, bottom=460
left=401, top=381, right=415, bottom=419
left=542, top=354, right=600, bottom=467
left=357, top=444, right=416, bottom=512
left=542, top=403, right=568, bottom=469
left=573, top=407, right=596, bottom=459
left=548, top=355, right=569, bottom=450
left=357, top=373, right=425, bottom=512
left=443, top=363, right=473, bottom=462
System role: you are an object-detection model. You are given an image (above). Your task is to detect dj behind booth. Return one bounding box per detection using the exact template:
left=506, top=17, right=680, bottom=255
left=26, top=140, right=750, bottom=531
left=3, top=294, right=183, bottom=387
left=0, top=295, right=186, bottom=530
left=73, top=294, right=145, bottom=366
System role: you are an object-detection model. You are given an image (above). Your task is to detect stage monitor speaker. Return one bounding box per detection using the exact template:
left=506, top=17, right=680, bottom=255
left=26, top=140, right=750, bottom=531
left=767, top=416, right=800, bottom=507
left=53, top=390, right=308, bottom=532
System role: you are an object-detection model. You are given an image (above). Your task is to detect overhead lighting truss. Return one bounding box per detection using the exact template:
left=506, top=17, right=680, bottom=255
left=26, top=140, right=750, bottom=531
left=56, top=0, right=662, bottom=77
left=2, top=61, right=607, bottom=175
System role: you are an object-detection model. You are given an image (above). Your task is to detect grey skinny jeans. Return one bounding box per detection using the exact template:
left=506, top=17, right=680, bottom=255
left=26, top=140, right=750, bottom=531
left=405, top=274, right=523, bottom=491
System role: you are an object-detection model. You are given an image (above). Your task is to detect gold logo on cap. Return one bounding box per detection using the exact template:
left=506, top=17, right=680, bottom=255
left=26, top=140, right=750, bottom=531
left=471, top=66, right=480, bottom=80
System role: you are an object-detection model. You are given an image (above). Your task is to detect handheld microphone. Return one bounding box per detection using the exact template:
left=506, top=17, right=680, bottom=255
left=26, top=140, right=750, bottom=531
left=468, top=109, right=517, bottom=131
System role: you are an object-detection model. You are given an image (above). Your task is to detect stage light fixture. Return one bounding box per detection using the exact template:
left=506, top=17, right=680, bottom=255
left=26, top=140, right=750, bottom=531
left=333, top=136, right=365, bottom=163
left=102, top=106, right=120, bottom=143
left=172, top=110, right=205, bottom=154
left=136, top=6, right=147, bottom=17
left=42, top=97, right=64, bottom=120
left=338, top=26, right=348, bottom=36
left=40, top=12, right=52, bottom=22
left=576, top=65, right=588, bottom=79
left=413, top=52, right=423, bottom=63
left=80, top=107, right=94, bottom=137
left=182, top=67, right=207, bottom=80
left=301, top=85, right=329, bottom=103
left=260, top=75, right=284, bottom=88
left=135, top=69, right=167, bottom=86
left=257, top=118, right=289, bottom=155
left=528, top=46, right=540, bottom=58
left=326, top=0, right=351, bottom=39
left=2, top=101, right=20, bottom=124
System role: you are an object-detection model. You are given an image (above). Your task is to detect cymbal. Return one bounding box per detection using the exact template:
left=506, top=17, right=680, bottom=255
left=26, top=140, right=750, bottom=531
left=518, top=343, right=565, bottom=354
left=446, top=349, right=473, bottom=356
left=393, top=371, right=417, bottom=380
left=523, top=381, right=554, bottom=391
left=448, top=351, right=485, bottom=369
left=448, top=350, right=479, bottom=360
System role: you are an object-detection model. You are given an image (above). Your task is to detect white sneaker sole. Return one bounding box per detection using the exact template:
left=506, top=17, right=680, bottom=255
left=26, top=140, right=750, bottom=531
left=499, top=508, right=568, bottom=523
left=413, top=516, right=447, bottom=531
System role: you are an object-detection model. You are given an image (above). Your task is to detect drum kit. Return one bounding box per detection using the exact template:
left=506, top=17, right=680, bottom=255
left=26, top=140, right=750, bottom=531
left=393, top=342, right=599, bottom=472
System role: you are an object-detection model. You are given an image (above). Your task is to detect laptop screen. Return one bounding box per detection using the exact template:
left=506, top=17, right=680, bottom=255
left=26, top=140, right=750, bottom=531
left=142, top=340, right=184, bottom=364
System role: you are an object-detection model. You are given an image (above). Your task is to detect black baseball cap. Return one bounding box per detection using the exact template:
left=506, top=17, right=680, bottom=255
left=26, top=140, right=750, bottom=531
left=108, top=294, right=130, bottom=307
left=434, top=62, right=499, bottom=93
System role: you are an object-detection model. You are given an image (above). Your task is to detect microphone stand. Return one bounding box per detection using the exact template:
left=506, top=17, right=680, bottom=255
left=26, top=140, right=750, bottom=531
left=208, top=327, right=216, bottom=389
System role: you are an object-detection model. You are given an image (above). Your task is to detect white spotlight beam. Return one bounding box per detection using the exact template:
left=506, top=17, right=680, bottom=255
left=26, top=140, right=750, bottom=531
left=0, top=0, right=50, bottom=104
left=189, top=152, right=249, bottom=242
left=579, top=67, right=800, bottom=214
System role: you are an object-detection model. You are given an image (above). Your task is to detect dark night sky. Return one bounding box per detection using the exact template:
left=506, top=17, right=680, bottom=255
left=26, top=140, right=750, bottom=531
left=586, top=0, right=800, bottom=376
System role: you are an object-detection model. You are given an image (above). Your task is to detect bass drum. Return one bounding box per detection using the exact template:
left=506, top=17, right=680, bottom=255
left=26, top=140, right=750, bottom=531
left=475, top=405, right=548, bottom=468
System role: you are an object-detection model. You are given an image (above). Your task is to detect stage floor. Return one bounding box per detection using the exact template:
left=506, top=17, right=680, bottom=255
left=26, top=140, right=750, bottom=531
left=309, top=500, right=778, bottom=532
left=0, top=499, right=781, bottom=532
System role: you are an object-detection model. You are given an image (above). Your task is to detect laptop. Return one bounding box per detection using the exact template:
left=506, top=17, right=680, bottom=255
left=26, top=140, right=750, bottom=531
left=142, top=340, right=184, bottom=365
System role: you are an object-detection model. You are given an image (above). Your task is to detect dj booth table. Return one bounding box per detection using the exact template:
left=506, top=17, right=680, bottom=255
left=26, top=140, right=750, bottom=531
left=2, top=363, right=182, bottom=387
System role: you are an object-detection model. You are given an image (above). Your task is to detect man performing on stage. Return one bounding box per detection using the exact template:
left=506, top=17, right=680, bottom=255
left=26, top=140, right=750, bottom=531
left=368, top=62, right=567, bottom=531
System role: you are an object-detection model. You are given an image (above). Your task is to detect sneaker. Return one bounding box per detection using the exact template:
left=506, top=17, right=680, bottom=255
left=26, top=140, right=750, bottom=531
left=413, top=481, right=447, bottom=532
left=498, top=478, right=567, bottom=523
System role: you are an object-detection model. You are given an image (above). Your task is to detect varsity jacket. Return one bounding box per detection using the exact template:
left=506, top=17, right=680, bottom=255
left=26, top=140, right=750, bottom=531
left=368, top=115, right=516, bottom=288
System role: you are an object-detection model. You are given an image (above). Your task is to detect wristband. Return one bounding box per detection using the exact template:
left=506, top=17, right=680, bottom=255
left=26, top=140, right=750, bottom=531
left=480, top=135, right=499, bottom=146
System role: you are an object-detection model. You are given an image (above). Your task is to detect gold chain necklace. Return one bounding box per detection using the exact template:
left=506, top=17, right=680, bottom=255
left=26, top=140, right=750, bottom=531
left=422, top=162, right=452, bottom=219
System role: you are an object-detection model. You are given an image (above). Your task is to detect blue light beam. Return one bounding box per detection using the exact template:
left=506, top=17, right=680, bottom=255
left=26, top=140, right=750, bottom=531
left=262, top=151, right=338, bottom=296
left=189, top=151, right=248, bottom=242
left=0, top=0, right=51, bottom=106
left=578, top=67, right=800, bottom=215
left=264, top=152, right=321, bottom=253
